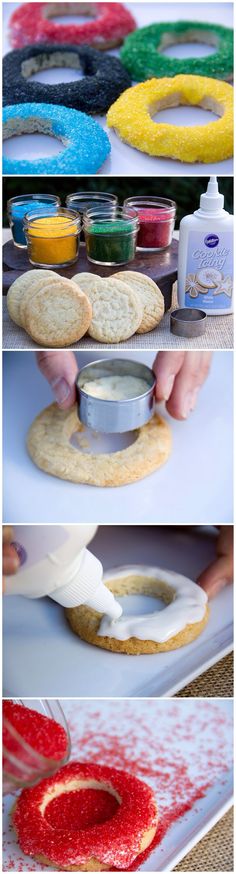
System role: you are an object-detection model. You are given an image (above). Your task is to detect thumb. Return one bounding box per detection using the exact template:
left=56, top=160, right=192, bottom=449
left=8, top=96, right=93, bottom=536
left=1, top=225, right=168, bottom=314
left=36, top=352, right=78, bottom=410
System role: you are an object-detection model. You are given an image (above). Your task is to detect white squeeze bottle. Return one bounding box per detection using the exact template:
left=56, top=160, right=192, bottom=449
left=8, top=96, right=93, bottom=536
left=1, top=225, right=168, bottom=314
left=4, top=525, right=122, bottom=618
left=178, top=176, right=233, bottom=315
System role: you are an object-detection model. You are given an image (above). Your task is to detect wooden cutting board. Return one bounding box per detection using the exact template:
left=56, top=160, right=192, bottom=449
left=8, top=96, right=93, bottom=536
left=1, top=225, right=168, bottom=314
left=2, top=238, right=178, bottom=311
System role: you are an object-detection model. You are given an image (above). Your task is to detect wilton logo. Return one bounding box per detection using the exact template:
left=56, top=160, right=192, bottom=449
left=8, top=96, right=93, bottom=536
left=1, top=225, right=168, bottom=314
left=204, top=234, right=219, bottom=248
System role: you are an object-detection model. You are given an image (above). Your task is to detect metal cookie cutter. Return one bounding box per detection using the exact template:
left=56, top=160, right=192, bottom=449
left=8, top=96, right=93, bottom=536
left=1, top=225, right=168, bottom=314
left=76, top=358, right=156, bottom=433
left=170, top=308, right=207, bottom=338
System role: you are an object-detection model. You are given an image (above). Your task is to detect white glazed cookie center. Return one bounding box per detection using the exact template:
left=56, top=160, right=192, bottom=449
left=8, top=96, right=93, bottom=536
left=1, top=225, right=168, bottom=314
left=98, top=566, right=208, bottom=643
left=80, top=374, right=150, bottom=400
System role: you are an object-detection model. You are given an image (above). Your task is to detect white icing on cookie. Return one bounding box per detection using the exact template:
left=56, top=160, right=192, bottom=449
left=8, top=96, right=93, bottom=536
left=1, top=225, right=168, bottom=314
left=98, top=565, right=208, bottom=643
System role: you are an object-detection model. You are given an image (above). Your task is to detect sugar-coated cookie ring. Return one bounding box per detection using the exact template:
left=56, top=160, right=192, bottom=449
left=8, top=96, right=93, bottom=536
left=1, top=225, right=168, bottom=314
left=12, top=761, right=158, bottom=870
left=9, top=3, right=136, bottom=50
left=27, top=403, right=171, bottom=487
left=3, top=44, right=131, bottom=115
left=107, top=75, right=234, bottom=164
left=3, top=103, right=110, bottom=176
left=121, top=22, right=233, bottom=82
left=66, top=564, right=209, bottom=654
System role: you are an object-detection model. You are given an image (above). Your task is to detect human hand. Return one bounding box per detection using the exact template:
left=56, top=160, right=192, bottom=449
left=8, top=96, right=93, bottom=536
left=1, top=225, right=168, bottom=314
left=153, top=352, right=212, bottom=420
left=197, top=526, right=233, bottom=599
left=2, top=527, right=19, bottom=590
left=36, top=351, right=78, bottom=409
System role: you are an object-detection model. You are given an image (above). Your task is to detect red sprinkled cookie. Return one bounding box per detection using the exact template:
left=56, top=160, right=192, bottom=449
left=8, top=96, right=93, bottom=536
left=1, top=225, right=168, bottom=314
left=13, top=761, right=158, bottom=870
left=9, top=3, right=136, bottom=50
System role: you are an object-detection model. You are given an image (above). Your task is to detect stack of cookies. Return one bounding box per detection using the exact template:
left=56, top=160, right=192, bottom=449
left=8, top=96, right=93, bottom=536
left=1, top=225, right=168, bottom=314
left=7, top=269, right=164, bottom=347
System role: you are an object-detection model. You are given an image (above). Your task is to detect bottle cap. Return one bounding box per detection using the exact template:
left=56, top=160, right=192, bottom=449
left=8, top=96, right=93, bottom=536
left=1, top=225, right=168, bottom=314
left=50, top=548, right=122, bottom=619
left=49, top=548, right=103, bottom=608
left=200, top=176, right=224, bottom=212
left=86, top=583, right=122, bottom=619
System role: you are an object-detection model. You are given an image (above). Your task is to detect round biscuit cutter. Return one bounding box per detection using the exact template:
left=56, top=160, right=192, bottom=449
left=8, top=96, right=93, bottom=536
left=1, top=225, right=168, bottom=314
left=76, top=358, right=156, bottom=433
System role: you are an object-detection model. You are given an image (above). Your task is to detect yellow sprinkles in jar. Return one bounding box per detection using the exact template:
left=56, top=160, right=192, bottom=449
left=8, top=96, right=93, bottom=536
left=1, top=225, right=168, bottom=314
left=25, top=210, right=80, bottom=267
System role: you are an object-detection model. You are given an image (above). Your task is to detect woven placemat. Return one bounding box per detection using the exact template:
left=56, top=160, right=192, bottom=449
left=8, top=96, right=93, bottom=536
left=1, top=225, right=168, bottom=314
left=177, top=652, right=233, bottom=698
left=174, top=807, right=233, bottom=871
left=3, top=283, right=233, bottom=351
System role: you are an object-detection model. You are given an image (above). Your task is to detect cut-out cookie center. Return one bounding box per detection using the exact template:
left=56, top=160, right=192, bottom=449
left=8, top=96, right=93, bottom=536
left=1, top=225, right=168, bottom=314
left=158, top=30, right=218, bottom=59
left=22, top=52, right=84, bottom=84
left=151, top=94, right=221, bottom=127
left=70, top=427, right=137, bottom=455
left=162, top=41, right=217, bottom=59
left=3, top=117, right=66, bottom=159
left=117, top=593, right=166, bottom=616
left=45, top=786, right=120, bottom=831
left=3, top=133, right=64, bottom=159
left=43, top=2, right=97, bottom=24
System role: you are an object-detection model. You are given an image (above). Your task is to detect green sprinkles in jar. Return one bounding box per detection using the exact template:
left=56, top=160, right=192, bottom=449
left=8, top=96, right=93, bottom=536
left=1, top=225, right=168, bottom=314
left=83, top=208, right=139, bottom=266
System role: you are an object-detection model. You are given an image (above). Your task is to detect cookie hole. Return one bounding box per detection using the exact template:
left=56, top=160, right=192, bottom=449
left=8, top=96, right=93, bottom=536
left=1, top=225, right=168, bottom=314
left=50, top=12, right=96, bottom=23
left=3, top=132, right=65, bottom=160
left=117, top=593, right=166, bottom=615
left=44, top=2, right=97, bottom=25
left=45, top=787, right=119, bottom=831
left=161, top=41, right=217, bottom=59
left=22, top=52, right=84, bottom=85
left=70, top=428, right=137, bottom=454
left=158, top=29, right=219, bottom=58
left=29, top=66, right=84, bottom=84
left=152, top=105, right=219, bottom=127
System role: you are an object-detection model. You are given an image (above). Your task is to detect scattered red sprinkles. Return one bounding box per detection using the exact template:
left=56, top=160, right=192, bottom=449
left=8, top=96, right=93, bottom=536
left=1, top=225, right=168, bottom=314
left=13, top=761, right=157, bottom=868
left=9, top=3, right=136, bottom=49
left=137, top=207, right=175, bottom=249
left=3, top=700, right=232, bottom=872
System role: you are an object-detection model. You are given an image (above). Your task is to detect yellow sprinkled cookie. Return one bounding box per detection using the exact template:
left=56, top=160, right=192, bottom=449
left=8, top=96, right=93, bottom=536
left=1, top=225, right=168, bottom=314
left=107, top=75, right=233, bottom=163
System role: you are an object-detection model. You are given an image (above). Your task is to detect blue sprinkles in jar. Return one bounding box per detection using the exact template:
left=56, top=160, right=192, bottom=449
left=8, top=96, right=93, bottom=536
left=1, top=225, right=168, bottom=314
left=7, top=194, right=60, bottom=247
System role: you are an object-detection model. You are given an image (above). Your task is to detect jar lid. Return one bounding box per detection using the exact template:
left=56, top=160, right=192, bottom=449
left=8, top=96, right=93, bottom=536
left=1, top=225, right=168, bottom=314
left=170, top=308, right=207, bottom=338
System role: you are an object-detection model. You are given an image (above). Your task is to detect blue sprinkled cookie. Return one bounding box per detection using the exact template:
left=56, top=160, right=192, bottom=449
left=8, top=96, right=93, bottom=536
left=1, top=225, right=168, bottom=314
left=3, top=102, right=111, bottom=175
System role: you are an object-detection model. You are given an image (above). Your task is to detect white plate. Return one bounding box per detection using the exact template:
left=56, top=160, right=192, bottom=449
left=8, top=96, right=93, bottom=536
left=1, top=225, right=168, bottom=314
left=2, top=2, right=233, bottom=176
left=3, top=351, right=233, bottom=523
left=2, top=699, right=233, bottom=872
left=3, top=526, right=233, bottom=697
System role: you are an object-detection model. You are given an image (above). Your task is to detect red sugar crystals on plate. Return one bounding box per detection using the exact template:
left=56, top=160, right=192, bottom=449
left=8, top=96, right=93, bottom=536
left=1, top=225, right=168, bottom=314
left=65, top=699, right=233, bottom=871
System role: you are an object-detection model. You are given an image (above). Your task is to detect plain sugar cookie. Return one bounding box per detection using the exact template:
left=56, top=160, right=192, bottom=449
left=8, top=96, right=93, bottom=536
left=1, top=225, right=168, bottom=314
left=27, top=403, right=171, bottom=487
left=113, top=270, right=164, bottom=333
left=23, top=278, right=92, bottom=347
left=72, top=274, right=143, bottom=343
left=7, top=269, right=56, bottom=327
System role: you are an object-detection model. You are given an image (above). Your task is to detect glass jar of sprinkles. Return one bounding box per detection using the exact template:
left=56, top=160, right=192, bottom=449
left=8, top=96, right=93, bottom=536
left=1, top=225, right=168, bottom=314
left=66, top=192, right=118, bottom=245
left=83, top=207, right=139, bottom=266
left=3, top=699, right=70, bottom=794
left=123, top=197, right=176, bottom=252
left=7, top=194, right=60, bottom=248
left=24, top=208, right=81, bottom=268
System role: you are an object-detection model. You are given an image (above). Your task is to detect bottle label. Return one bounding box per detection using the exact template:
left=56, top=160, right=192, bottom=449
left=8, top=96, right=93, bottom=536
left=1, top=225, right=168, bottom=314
left=11, top=526, right=69, bottom=569
left=185, top=230, right=233, bottom=309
